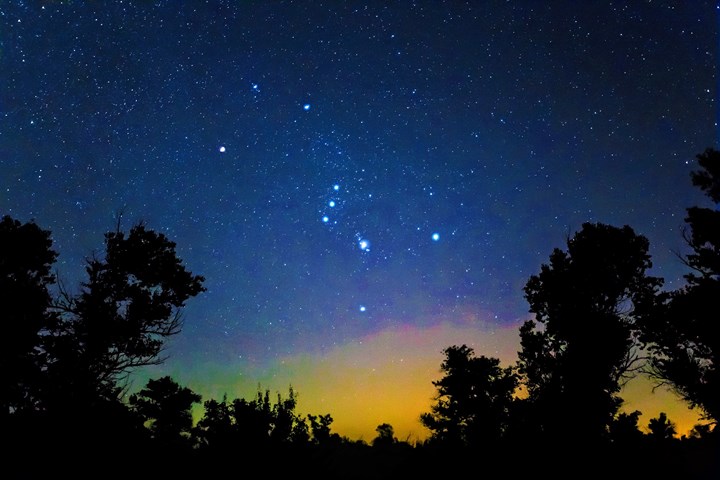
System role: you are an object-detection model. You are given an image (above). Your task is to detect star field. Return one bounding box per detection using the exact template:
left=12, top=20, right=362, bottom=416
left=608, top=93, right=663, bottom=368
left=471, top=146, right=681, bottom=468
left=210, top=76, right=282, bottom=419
left=1, top=1, right=716, bottom=440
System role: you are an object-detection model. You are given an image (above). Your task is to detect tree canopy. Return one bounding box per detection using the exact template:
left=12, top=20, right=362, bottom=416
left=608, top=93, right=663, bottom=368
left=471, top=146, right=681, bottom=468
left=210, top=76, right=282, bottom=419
left=1, top=217, right=205, bottom=445
left=639, top=148, right=720, bottom=425
left=420, top=344, right=518, bottom=447
left=518, top=222, right=662, bottom=442
left=45, top=222, right=206, bottom=412
left=130, top=375, right=201, bottom=448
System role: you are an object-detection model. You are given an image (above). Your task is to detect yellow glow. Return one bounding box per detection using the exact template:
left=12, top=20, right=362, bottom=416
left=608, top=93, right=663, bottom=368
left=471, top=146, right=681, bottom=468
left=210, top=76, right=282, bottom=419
left=281, top=321, right=523, bottom=442
left=171, top=320, right=524, bottom=442
left=152, top=319, right=706, bottom=442
left=619, top=374, right=705, bottom=437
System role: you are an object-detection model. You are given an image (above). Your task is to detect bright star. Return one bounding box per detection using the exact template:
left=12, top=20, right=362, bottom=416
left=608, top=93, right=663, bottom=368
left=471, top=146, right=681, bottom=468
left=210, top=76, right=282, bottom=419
left=333, top=184, right=340, bottom=191
left=219, top=146, right=226, bottom=153
left=322, top=216, right=329, bottom=223
left=358, top=239, right=370, bottom=251
left=329, top=200, right=336, bottom=207
left=359, top=305, right=366, bottom=312
left=303, top=104, right=311, bottom=111
left=432, top=233, right=440, bottom=241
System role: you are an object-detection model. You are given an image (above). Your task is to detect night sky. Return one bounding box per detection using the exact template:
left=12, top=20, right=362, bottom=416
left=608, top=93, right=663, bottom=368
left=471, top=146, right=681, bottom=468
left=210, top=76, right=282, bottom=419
left=2, top=1, right=717, bottom=442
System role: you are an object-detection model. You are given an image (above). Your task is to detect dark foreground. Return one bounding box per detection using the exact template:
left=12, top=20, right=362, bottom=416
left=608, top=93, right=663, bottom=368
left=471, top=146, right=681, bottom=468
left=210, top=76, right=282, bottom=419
left=7, top=434, right=718, bottom=480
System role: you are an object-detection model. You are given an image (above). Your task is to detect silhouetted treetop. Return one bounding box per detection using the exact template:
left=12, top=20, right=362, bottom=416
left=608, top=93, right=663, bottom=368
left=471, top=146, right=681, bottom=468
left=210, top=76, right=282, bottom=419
left=648, top=412, right=677, bottom=441
left=692, top=148, right=720, bottom=203
left=193, top=386, right=321, bottom=450
left=519, top=222, right=662, bottom=442
left=421, top=344, right=517, bottom=448
left=639, top=149, right=720, bottom=425
left=373, top=423, right=397, bottom=447
left=683, top=148, right=720, bottom=282
left=130, top=376, right=201, bottom=447
left=46, top=222, right=206, bottom=406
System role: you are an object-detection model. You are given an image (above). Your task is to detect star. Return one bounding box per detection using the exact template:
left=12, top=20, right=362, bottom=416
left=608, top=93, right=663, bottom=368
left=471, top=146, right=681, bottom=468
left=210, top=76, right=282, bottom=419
left=358, top=238, right=370, bottom=251
left=219, top=146, right=226, bottom=153
left=303, top=104, right=311, bottom=111
left=432, top=233, right=440, bottom=241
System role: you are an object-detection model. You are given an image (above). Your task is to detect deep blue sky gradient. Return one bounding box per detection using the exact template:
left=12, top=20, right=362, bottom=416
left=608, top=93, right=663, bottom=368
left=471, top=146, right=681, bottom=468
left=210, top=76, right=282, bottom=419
left=1, top=1, right=717, bottom=393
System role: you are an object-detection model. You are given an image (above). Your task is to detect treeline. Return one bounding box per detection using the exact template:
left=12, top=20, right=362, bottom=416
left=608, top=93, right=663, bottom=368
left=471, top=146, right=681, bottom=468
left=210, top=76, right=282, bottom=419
left=2, top=150, right=719, bottom=478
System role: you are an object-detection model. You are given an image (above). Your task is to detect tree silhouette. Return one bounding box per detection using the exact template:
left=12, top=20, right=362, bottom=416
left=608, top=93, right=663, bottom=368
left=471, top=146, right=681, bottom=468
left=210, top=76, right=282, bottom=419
left=647, top=412, right=677, bottom=441
left=1, top=216, right=57, bottom=418
left=129, top=376, right=201, bottom=448
left=194, top=386, right=315, bottom=451
left=688, top=422, right=714, bottom=440
left=518, top=222, right=662, bottom=443
left=270, top=386, right=295, bottom=443
left=0, top=217, right=206, bottom=464
left=420, top=344, right=518, bottom=448
left=372, top=423, right=397, bottom=447
left=639, top=148, right=720, bottom=426
left=194, top=396, right=235, bottom=450
left=608, top=410, right=644, bottom=446
left=45, top=222, right=205, bottom=412
left=308, top=413, right=340, bottom=446
left=232, top=389, right=275, bottom=447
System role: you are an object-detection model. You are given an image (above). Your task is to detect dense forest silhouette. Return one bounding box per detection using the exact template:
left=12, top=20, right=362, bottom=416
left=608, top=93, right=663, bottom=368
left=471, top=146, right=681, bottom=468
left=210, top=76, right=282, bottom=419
left=3, top=150, right=719, bottom=479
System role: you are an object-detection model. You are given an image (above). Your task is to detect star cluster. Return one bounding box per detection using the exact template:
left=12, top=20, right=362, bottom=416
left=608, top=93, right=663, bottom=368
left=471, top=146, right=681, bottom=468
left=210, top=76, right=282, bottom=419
left=1, top=1, right=716, bottom=440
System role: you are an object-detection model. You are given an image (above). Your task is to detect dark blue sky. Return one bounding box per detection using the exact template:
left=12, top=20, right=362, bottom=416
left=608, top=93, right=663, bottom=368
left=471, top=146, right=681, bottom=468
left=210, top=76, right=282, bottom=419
left=1, top=1, right=717, bottom=384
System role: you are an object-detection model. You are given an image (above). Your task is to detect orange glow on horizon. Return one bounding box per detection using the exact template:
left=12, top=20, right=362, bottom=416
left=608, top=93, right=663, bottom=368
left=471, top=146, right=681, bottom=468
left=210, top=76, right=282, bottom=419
left=144, top=318, right=707, bottom=443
